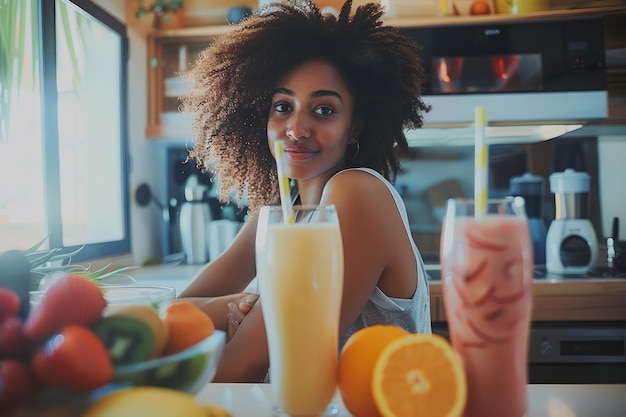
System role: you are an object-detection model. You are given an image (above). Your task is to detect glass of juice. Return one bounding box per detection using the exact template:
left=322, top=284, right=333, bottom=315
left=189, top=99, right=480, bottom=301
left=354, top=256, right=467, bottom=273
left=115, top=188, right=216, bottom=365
left=440, top=197, right=533, bottom=417
left=256, top=205, right=344, bottom=417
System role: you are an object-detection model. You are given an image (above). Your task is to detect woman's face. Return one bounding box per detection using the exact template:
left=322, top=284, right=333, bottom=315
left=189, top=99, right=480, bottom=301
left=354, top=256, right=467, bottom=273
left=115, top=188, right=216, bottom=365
left=267, top=59, right=355, bottom=182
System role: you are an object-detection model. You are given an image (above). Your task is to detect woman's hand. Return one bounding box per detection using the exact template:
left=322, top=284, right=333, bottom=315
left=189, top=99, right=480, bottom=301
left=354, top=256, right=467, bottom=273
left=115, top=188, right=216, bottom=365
left=226, top=293, right=259, bottom=342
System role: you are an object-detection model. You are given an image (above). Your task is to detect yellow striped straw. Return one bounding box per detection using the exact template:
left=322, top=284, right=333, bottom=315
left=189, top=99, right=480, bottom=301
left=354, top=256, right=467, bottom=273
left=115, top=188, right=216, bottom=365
left=273, top=140, right=294, bottom=225
left=474, top=106, right=488, bottom=219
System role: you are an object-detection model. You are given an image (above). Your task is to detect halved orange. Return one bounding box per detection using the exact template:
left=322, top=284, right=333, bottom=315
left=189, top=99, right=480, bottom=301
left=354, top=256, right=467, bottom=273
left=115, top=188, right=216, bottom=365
left=372, top=334, right=467, bottom=417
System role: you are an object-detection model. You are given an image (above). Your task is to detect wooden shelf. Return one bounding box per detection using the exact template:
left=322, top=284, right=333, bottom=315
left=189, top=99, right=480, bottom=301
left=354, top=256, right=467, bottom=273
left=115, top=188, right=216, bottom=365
left=386, top=5, right=625, bottom=27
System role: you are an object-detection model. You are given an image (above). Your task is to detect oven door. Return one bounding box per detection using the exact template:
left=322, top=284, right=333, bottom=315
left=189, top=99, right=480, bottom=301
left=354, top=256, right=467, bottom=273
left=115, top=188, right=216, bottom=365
left=528, top=322, right=626, bottom=384
left=432, top=321, right=626, bottom=384
left=400, top=18, right=606, bottom=95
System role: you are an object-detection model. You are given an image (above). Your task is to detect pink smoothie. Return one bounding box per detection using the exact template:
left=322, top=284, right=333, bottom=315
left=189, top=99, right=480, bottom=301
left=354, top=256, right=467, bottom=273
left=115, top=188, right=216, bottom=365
left=442, top=215, right=533, bottom=417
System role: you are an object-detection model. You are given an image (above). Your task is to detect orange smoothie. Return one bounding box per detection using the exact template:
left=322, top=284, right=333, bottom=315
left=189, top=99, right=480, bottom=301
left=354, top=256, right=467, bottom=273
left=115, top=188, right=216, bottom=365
left=442, top=216, right=533, bottom=417
left=257, top=222, right=344, bottom=417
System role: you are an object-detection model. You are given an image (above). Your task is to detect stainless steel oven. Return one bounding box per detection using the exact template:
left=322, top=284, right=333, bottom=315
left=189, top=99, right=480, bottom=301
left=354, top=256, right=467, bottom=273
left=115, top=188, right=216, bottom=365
left=528, top=322, right=626, bottom=384
left=432, top=321, right=626, bottom=384
left=399, top=17, right=608, bottom=127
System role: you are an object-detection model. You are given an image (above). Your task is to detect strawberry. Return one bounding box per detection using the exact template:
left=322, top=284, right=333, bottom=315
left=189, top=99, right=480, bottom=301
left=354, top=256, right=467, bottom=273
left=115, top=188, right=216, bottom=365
left=0, top=317, right=26, bottom=357
left=0, top=288, right=20, bottom=320
left=31, top=325, right=113, bottom=392
left=0, top=359, right=35, bottom=412
left=24, top=274, right=107, bottom=342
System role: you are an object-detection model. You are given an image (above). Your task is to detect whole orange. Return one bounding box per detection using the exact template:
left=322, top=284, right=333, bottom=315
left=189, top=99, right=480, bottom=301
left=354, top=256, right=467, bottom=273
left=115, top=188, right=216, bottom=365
left=338, top=325, right=410, bottom=417
left=470, top=0, right=492, bottom=15
left=162, top=301, right=215, bottom=354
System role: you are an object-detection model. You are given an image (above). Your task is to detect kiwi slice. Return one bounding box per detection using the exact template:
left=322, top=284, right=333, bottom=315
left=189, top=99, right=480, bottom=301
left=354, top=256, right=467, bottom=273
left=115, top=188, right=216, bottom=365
left=93, top=304, right=168, bottom=365
left=147, top=353, right=209, bottom=390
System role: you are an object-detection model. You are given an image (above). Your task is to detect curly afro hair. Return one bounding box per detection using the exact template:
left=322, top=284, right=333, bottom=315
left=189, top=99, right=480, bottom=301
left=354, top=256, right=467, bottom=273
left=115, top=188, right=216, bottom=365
left=181, top=0, right=429, bottom=213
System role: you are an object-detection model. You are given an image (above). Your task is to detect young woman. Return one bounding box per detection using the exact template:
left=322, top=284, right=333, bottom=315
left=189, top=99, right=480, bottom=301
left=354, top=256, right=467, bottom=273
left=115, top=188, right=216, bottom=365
left=178, top=0, right=432, bottom=382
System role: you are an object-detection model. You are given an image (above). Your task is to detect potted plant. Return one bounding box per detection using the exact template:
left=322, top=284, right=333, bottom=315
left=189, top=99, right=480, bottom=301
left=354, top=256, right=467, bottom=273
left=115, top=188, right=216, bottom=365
left=135, top=0, right=185, bottom=30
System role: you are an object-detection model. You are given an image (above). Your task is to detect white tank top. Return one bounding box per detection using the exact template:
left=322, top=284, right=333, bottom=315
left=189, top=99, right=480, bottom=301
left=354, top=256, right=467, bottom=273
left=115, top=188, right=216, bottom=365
left=332, top=168, right=432, bottom=347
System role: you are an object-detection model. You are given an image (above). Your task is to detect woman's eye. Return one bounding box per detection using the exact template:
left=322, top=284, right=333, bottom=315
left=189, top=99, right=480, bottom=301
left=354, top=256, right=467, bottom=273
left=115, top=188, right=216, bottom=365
left=314, top=106, right=335, bottom=116
left=273, top=102, right=291, bottom=113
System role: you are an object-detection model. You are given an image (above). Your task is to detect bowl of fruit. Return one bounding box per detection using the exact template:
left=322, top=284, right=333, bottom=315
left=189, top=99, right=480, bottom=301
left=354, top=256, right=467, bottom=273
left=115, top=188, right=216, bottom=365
left=113, top=326, right=225, bottom=394
left=100, top=300, right=225, bottom=394
left=0, top=272, right=224, bottom=414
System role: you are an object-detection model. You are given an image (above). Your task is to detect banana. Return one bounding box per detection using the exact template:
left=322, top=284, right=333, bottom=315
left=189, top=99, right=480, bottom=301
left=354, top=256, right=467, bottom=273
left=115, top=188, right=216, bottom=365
left=82, top=386, right=231, bottom=417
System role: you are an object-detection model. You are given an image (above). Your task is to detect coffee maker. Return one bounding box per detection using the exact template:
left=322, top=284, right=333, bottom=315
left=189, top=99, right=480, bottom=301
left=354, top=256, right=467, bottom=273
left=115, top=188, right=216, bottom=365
left=509, top=173, right=547, bottom=265
left=546, top=169, right=598, bottom=274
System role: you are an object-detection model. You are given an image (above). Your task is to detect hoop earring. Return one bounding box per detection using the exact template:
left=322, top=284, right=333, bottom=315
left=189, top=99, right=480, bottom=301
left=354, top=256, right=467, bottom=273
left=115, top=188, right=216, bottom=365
left=346, top=140, right=360, bottom=161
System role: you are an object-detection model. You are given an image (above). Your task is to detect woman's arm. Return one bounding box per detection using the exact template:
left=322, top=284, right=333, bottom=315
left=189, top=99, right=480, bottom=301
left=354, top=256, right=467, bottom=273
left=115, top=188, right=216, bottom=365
left=212, top=300, right=269, bottom=382
left=177, top=293, right=256, bottom=333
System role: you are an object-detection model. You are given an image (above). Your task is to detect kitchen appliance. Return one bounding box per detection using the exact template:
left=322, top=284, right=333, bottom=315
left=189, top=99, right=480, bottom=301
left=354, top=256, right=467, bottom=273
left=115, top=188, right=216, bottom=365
left=399, top=17, right=608, bottom=144
left=509, top=173, right=547, bottom=265
left=179, top=175, right=214, bottom=265
left=433, top=321, right=626, bottom=383
left=546, top=169, right=598, bottom=274
left=528, top=323, right=626, bottom=384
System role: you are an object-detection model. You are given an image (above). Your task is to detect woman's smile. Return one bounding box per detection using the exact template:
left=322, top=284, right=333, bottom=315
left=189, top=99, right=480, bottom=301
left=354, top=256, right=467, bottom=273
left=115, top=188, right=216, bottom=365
left=283, top=144, right=320, bottom=161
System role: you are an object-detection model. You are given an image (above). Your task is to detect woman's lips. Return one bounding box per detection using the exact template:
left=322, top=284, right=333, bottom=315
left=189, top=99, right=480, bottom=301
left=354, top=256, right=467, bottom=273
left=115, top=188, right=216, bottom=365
left=284, top=146, right=319, bottom=161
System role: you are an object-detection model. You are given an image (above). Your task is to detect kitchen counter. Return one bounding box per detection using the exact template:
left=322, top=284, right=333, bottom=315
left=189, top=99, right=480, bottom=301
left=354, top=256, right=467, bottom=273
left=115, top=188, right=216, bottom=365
left=127, top=264, right=204, bottom=296
left=195, top=383, right=626, bottom=417
left=126, top=264, right=626, bottom=322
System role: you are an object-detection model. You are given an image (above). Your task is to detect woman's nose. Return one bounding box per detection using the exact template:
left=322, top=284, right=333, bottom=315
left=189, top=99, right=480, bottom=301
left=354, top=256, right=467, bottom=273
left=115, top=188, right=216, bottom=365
left=286, top=111, right=311, bottom=141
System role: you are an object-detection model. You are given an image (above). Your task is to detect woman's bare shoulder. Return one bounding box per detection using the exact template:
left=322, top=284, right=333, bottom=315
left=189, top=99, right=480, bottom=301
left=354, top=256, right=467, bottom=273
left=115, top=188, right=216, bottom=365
left=324, top=169, right=392, bottom=200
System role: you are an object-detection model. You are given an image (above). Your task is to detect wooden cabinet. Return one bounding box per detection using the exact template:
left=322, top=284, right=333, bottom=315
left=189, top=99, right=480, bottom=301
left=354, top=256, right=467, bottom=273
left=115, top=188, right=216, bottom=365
left=146, top=26, right=232, bottom=139
left=429, top=279, right=626, bottom=323
left=145, top=6, right=625, bottom=139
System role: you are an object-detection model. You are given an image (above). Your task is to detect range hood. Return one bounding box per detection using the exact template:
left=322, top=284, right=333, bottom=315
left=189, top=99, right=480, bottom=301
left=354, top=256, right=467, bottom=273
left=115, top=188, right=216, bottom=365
left=406, top=90, right=607, bottom=146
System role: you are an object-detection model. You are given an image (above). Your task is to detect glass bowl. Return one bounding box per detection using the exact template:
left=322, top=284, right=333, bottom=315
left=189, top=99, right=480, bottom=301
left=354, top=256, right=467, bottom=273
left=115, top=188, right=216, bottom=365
left=113, top=330, right=226, bottom=394
left=30, top=284, right=176, bottom=313
left=98, top=284, right=176, bottom=312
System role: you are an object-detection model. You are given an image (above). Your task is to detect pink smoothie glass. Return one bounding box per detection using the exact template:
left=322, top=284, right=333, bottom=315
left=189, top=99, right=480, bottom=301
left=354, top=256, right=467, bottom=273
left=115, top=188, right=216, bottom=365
left=440, top=197, right=533, bottom=417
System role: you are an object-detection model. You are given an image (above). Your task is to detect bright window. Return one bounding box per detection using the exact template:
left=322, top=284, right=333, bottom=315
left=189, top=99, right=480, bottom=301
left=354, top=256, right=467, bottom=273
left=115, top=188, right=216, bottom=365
left=0, top=0, right=129, bottom=260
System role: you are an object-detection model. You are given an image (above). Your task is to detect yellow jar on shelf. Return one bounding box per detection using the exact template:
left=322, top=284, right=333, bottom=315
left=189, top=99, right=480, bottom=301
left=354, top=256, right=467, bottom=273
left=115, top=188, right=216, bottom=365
left=495, top=0, right=550, bottom=14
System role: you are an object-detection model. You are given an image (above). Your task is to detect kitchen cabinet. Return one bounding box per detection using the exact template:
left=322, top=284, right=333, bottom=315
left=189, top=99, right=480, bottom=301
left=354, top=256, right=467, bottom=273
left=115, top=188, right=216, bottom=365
left=146, top=25, right=231, bottom=139
left=429, top=278, right=626, bottom=323
left=145, top=5, right=625, bottom=140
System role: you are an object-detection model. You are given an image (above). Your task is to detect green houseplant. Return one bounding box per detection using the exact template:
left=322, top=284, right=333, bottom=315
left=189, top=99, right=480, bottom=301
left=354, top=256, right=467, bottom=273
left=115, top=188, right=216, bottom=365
left=0, top=0, right=85, bottom=143
left=135, top=0, right=184, bottom=29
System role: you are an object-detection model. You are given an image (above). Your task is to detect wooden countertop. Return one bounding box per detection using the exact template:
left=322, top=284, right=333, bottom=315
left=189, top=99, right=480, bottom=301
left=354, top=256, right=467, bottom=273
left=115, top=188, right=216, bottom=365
left=429, top=278, right=626, bottom=323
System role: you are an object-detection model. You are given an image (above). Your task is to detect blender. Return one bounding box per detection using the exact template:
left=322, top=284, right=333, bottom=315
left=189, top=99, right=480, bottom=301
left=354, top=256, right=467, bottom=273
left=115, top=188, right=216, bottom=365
left=546, top=169, right=598, bottom=274
left=509, top=173, right=547, bottom=265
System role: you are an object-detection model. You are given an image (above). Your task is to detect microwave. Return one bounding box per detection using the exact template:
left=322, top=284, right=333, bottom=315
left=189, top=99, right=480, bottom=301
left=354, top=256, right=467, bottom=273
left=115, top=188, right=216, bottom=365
left=399, top=17, right=608, bottom=128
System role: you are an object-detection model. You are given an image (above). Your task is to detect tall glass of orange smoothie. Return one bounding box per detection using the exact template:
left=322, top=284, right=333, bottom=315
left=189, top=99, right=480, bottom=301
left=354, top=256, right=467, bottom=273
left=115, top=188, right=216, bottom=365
left=256, top=205, right=344, bottom=417
left=440, top=197, right=533, bottom=417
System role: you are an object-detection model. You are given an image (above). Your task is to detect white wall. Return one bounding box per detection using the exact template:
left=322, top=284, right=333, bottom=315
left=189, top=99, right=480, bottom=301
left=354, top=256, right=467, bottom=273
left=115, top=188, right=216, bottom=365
left=598, top=136, right=626, bottom=239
